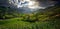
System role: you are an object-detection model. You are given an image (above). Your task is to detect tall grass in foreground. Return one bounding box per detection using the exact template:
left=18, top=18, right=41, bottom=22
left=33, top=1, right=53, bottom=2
left=0, top=18, right=56, bottom=29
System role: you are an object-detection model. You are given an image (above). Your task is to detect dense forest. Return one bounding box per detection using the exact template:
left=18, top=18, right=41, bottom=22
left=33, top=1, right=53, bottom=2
left=0, top=4, right=60, bottom=29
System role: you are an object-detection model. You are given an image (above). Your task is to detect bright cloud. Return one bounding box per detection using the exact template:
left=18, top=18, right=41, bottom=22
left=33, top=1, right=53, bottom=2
left=9, top=0, right=43, bottom=9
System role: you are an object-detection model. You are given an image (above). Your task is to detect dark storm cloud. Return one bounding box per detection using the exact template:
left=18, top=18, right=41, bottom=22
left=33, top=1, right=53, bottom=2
left=36, top=0, right=57, bottom=7
left=0, top=0, right=9, bottom=7
left=36, top=0, right=60, bottom=4
left=0, top=0, right=59, bottom=13
left=0, top=0, right=58, bottom=7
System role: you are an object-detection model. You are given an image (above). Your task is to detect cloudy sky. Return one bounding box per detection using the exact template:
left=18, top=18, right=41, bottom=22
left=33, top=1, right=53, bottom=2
left=0, top=0, right=59, bottom=13
left=9, top=0, right=57, bottom=8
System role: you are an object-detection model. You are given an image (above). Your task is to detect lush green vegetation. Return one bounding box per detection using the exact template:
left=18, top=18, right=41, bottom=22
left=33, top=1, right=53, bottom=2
left=0, top=5, right=60, bottom=29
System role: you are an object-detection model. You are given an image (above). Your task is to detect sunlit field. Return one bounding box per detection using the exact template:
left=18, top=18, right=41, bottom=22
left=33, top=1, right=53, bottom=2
left=0, top=18, right=56, bottom=29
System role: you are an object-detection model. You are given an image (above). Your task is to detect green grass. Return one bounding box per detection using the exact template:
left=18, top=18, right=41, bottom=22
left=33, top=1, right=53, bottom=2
left=0, top=18, right=56, bottom=29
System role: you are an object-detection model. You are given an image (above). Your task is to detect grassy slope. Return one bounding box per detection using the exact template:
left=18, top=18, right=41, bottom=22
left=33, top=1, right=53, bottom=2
left=0, top=18, right=55, bottom=29
left=0, top=5, right=60, bottom=29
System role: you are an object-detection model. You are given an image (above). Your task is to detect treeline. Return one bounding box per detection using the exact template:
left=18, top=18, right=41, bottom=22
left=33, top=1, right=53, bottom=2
left=0, top=6, right=19, bottom=19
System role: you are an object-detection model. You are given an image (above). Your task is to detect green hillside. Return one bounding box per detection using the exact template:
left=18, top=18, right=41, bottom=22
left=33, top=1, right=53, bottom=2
left=0, top=5, right=60, bottom=29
